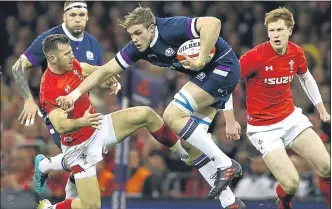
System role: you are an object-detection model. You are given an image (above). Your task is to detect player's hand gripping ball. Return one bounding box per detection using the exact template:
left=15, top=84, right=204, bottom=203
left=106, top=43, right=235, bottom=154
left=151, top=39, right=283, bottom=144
left=177, top=39, right=215, bottom=70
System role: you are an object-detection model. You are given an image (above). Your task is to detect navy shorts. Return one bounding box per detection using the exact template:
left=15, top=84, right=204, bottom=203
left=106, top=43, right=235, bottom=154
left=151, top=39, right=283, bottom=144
left=190, top=51, right=240, bottom=109
left=41, top=108, right=62, bottom=149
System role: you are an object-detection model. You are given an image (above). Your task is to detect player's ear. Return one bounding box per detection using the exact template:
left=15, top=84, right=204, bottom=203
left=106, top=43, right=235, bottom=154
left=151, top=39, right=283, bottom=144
left=48, top=54, right=57, bottom=64
left=149, top=24, right=155, bottom=32
left=288, top=27, right=293, bottom=36
left=63, top=13, right=66, bottom=23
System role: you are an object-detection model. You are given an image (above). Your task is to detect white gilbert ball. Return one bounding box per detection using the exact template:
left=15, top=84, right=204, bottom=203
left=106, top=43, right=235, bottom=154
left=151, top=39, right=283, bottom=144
left=177, top=39, right=216, bottom=69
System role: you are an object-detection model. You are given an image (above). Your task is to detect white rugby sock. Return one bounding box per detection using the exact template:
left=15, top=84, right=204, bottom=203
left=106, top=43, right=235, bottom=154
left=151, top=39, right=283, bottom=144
left=194, top=154, right=236, bottom=208
left=39, top=153, right=68, bottom=174
left=179, top=118, right=232, bottom=169
left=65, top=175, right=78, bottom=199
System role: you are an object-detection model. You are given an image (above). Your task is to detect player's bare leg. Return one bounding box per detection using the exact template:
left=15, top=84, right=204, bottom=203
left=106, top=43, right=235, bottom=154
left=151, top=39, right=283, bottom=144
left=37, top=165, right=101, bottom=209
left=289, top=128, right=331, bottom=208
left=163, top=82, right=242, bottom=199
left=262, top=148, right=299, bottom=209
left=111, top=106, right=189, bottom=160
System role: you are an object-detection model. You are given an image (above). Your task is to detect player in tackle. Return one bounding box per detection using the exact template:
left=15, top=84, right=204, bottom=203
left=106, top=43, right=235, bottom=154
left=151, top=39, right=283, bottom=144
left=56, top=5, right=245, bottom=208
left=235, top=7, right=330, bottom=209
left=11, top=0, right=116, bottom=199
left=37, top=34, right=190, bottom=209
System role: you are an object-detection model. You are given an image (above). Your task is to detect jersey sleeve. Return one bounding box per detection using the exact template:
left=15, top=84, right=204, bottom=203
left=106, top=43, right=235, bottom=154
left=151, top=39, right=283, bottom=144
left=239, top=47, right=261, bottom=79
left=296, top=48, right=308, bottom=75
left=40, top=79, right=58, bottom=114
left=22, top=32, right=48, bottom=67
left=164, top=16, right=200, bottom=40
left=115, top=42, right=141, bottom=69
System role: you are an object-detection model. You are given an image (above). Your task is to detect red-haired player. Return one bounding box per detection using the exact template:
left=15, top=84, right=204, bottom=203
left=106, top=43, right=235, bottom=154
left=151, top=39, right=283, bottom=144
left=229, top=7, right=330, bottom=209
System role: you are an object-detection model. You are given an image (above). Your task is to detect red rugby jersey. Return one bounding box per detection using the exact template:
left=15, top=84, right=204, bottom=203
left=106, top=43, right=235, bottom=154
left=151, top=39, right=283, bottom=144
left=40, top=58, right=96, bottom=146
left=240, top=41, right=308, bottom=126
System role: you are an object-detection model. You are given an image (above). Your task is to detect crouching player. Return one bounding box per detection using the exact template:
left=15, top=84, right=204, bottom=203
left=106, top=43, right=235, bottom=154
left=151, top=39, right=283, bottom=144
left=37, top=34, right=189, bottom=209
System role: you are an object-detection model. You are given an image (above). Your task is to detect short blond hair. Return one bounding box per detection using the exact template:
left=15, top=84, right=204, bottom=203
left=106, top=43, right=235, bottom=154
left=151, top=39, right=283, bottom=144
left=118, top=6, right=156, bottom=29
left=264, top=7, right=295, bottom=29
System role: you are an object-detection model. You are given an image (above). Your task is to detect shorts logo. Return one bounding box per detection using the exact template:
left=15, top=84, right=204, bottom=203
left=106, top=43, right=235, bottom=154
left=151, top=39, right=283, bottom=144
left=81, top=153, right=88, bottom=165
left=165, top=47, right=175, bottom=57
left=217, top=89, right=227, bottom=96
left=86, top=51, right=94, bottom=60
left=196, top=72, right=206, bottom=81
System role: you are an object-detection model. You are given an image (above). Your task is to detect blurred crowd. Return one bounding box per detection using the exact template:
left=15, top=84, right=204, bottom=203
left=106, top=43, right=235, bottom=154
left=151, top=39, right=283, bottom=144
left=1, top=1, right=330, bottom=202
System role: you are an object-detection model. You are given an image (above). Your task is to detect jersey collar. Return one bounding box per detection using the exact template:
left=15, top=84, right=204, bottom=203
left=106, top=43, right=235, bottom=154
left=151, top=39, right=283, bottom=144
left=62, top=23, right=84, bottom=42
left=149, top=26, right=159, bottom=48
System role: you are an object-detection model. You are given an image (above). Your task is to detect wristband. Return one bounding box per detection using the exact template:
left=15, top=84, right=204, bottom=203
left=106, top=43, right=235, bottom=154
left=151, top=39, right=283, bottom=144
left=68, top=89, right=82, bottom=102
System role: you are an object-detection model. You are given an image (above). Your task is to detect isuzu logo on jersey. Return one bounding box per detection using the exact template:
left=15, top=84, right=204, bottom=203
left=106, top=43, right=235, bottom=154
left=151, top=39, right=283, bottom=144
left=289, top=60, right=294, bottom=72
left=265, top=65, right=273, bottom=71
left=86, top=51, right=94, bottom=60
left=264, top=75, right=294, bottom=85
left=165, top=47, right=175, bottom=57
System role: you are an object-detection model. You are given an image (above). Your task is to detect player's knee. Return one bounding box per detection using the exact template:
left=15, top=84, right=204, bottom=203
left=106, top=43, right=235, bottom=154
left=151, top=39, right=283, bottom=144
left=162, top=110, right=173, bottom=128
left=130, top=106, right=154, bottom=125
left=282, top=176, right=300, bottom=194
left=140, top=106, right=155, bottom=123
left=317, top=161, right=331, bottom=178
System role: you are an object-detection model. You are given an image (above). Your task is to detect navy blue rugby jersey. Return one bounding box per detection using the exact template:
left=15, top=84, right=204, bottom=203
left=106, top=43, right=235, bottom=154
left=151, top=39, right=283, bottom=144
left=115, top=16, right=233, bottom=76
left=22, top=23, right=104, bottom=71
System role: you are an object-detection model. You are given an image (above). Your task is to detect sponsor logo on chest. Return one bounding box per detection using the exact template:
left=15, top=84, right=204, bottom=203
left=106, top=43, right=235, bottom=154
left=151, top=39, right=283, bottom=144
left=264, top=75, right=294, bottom=85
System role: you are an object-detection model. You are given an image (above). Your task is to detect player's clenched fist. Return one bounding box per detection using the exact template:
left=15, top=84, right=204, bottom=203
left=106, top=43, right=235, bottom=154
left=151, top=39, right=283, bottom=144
left=320, top=111, right=331, bottom=123
left=226, top=121, right=241, bottom=140
left=56, top=95, right=74, bottom=112
left=78, top=105, right=103, bottom=129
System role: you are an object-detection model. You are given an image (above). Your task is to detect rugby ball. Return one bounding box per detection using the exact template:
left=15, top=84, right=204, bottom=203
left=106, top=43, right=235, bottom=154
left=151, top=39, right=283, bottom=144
left=177, top=39, right=216, bottom=68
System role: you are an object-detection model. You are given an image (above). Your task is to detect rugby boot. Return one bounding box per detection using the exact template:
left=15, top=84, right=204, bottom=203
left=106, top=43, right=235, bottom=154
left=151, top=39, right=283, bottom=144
left=33, top=154, right=49, bottom=196
left=224, top=198, right=246, bottom=209
left=208, top=159, right=243, bottom=199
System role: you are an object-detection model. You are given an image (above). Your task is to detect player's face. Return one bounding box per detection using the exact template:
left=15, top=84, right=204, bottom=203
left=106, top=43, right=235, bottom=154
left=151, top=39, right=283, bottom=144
left=63, top=9, right=88, bottom=37
left=127, top=24, right=155, bottom=52
left=267, top=19, right=292, bottom=54
left=56, top=44, right=74, bottom=72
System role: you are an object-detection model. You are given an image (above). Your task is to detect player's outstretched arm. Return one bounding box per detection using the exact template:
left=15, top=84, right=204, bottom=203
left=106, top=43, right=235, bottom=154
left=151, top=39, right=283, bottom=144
left=80, top=62, right=121, bottom=95
left=297, top=70, right=330, bottom=123
left=56, top=58, right=124, bottom=110
left=74, top=58, right=123, bottom=97
left=80, top=62, right=99, bottom=78
left=196, top=17, right=221, bottom=68
left=12, top=57, right=40, bottom=126
left=48, top=106, right=103, bottom=134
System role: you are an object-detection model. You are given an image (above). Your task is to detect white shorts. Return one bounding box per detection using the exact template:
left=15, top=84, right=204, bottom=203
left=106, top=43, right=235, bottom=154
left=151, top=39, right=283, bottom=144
left=61, top=113, right=118, bottom=179
left=246, top=107, right=312, bottom=156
